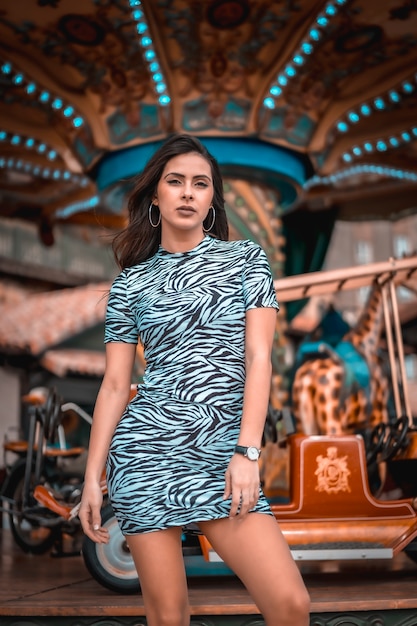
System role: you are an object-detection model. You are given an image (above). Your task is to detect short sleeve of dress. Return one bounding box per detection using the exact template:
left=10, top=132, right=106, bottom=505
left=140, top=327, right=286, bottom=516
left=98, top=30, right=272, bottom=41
left=104, top=270, right=138, bottom=344
left=242, top=241, right=279, bottom=312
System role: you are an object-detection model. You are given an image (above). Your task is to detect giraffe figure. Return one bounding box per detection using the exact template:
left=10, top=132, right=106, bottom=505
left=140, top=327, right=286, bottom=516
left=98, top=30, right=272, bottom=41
left=292, top=280, right=389, bottom=436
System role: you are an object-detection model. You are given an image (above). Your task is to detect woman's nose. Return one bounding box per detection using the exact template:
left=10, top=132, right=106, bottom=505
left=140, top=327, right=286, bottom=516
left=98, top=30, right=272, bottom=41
left=182, top=185, right=193, bottom=199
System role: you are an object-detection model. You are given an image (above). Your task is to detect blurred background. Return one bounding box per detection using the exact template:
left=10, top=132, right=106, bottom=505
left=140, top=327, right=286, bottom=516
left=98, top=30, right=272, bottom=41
left=0, top=0, right=416, bottom=462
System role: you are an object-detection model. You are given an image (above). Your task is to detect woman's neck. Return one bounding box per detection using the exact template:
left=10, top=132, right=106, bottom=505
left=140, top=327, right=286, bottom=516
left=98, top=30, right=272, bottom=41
left=160, top=230, right=205, bottom=254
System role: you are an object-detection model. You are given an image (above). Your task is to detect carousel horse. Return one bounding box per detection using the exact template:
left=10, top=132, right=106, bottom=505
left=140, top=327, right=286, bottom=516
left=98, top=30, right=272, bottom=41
left=291, top=280, right=389, bottom=437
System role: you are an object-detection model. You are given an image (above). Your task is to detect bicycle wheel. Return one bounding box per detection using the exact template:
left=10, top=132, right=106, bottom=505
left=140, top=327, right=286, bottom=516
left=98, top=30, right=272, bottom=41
left=3, top=461, right=59, bottom=554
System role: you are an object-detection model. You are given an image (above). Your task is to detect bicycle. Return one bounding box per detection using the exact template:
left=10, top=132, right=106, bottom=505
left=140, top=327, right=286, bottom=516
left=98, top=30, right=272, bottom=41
left=1, top=387, right=92, bottom=555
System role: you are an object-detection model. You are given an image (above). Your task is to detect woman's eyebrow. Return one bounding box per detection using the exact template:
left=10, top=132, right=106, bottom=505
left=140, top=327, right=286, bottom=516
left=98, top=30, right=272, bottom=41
left=164, top=171, right=212, bottom=180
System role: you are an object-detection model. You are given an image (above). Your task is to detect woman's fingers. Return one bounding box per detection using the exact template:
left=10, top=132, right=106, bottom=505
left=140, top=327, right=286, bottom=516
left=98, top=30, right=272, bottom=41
left=228, top=483, right=259, bottom=517
left=229, top=489, right=241, bottom=517
left=79, top=499, right=109, bottom=543
left=223, top=469, right=232, bottom=500
left=237, top=487, right=259, bottom=517
left=91, top=525, right=110, bottom=543
left=225, top=455, right=260, bottom=517
left=78, top=483, right=107, bottom=542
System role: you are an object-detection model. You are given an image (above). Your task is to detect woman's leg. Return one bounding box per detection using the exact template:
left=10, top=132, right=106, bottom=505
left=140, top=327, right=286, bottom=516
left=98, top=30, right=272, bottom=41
left=126, top=526, right=189, bottom=626
left=199, top=514, right=310, bottom=626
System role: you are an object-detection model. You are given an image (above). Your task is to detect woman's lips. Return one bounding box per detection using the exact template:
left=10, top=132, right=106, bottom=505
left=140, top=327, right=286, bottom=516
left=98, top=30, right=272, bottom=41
left=176, top=206, right=196, bottom=214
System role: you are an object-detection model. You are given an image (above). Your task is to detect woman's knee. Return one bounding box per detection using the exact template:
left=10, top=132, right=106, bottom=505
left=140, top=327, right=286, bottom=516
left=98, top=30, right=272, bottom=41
left=139, top=574, right=189, bottom=626
left=290, top=586, right=311, bottom=620
left=146, top=600, right=189, bottom=626
left=265, top=586, right=310, bottom=625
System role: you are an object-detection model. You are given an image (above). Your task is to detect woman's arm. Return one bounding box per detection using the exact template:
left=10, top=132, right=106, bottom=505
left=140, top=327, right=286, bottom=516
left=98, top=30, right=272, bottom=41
left=224, top=307, right=277, bottom=517
left=79, top=342, right=137, bottom=542
left=239, top=306, right=276, bottom=446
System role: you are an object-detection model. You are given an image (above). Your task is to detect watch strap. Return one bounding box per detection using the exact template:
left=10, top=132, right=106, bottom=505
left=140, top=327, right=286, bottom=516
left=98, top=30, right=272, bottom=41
left=234, top=445, right=250, bottom=455
left=234, top=445, right=261, bottom=459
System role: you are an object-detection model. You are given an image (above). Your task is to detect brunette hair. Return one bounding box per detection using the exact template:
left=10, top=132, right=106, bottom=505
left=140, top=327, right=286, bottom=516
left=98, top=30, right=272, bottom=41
left=112, top=134, right=229, bottom=269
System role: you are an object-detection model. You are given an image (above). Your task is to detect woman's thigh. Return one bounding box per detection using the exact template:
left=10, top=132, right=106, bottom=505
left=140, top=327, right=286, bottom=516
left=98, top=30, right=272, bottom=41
left=199, top=514, right=310, bottom=623
left=126, top=527, right=189, bottom=624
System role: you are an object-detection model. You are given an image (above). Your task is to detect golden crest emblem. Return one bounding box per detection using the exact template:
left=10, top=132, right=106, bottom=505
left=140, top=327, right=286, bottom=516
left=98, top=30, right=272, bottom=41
left=315, top=446, right=351, bottom=494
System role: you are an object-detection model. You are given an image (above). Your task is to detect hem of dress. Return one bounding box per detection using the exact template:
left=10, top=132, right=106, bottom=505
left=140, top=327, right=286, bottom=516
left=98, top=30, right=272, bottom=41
left=120, top=508, right=273, bottom=536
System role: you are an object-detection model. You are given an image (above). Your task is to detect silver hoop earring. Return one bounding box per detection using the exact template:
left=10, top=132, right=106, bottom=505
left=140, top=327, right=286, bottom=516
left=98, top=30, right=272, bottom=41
left=148, top=203, right=161, bottom=228
left=203, top=206, right=215, bottom=232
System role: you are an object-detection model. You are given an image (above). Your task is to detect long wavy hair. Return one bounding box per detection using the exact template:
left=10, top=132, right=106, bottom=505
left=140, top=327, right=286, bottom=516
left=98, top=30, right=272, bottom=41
left=112, top=134, right=229, bottom=269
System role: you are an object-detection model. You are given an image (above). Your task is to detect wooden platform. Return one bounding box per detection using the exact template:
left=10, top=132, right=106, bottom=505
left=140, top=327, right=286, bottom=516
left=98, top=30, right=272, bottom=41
left=1, top=528, right=417, bottom=626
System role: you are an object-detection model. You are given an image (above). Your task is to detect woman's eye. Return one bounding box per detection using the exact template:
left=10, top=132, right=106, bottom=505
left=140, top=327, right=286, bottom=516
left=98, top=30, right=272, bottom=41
left=195, top=181, right=208, bottom=188
left=167, top=179, right=181, bottom=185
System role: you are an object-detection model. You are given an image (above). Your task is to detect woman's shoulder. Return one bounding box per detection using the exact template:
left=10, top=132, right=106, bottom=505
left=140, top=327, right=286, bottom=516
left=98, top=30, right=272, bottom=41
left=111, top=257, right=155, bottom=288
left=212, top=238, right=261, bottom=254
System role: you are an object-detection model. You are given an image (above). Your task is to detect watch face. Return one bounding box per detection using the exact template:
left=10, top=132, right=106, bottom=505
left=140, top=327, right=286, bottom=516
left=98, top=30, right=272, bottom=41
left=247, top=446, right=260, bottom=460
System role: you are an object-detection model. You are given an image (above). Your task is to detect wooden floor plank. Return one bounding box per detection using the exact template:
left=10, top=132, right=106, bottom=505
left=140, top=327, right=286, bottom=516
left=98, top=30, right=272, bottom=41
left=1, top=529, right=417, bottom=617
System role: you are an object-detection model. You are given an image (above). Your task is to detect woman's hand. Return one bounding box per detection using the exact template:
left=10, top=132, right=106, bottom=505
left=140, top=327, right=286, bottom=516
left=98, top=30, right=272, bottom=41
left=78, top=482, right=109, bottom=543
left=223, top=454, right=260, bottom=518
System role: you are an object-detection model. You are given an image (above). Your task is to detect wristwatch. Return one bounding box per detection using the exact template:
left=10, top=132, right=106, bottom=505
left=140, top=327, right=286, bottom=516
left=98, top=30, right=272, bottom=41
left=234, top=445, right=261, bottom=461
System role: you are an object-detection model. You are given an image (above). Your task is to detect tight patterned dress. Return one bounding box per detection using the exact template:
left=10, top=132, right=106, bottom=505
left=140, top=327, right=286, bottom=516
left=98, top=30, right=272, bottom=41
left=105, top=235, right=279, bottom=535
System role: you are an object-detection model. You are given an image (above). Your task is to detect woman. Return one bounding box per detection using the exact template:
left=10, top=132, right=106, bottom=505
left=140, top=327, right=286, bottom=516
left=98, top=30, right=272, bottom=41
left=79, top=134, right=310, bottom=626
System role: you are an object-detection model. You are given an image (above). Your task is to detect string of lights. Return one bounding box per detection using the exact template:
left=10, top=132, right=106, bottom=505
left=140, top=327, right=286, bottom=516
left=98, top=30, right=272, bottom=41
left=128, top=0, right=171, bottom=107
left=304, top=163, right=417, bottom=190
left=263, top=0, right=349, bottom=110
left=0, top=59, right=84, bottom=129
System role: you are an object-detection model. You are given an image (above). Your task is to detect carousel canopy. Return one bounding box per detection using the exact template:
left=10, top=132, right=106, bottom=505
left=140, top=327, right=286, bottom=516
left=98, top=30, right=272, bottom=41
left=0, top=0, right=416, bottom=247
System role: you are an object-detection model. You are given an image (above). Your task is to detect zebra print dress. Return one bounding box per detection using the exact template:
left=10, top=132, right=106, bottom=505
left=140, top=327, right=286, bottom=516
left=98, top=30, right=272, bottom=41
left=105, top=235, right=279, bottom=535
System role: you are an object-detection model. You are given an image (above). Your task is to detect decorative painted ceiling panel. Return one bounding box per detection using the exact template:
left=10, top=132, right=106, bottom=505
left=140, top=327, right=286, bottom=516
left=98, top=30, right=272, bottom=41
left=0, top=0, right=416, bottom=236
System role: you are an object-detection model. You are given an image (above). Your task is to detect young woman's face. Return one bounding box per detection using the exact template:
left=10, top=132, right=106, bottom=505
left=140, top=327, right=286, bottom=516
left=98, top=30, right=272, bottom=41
left=154, top=152, right=214, bottom=235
